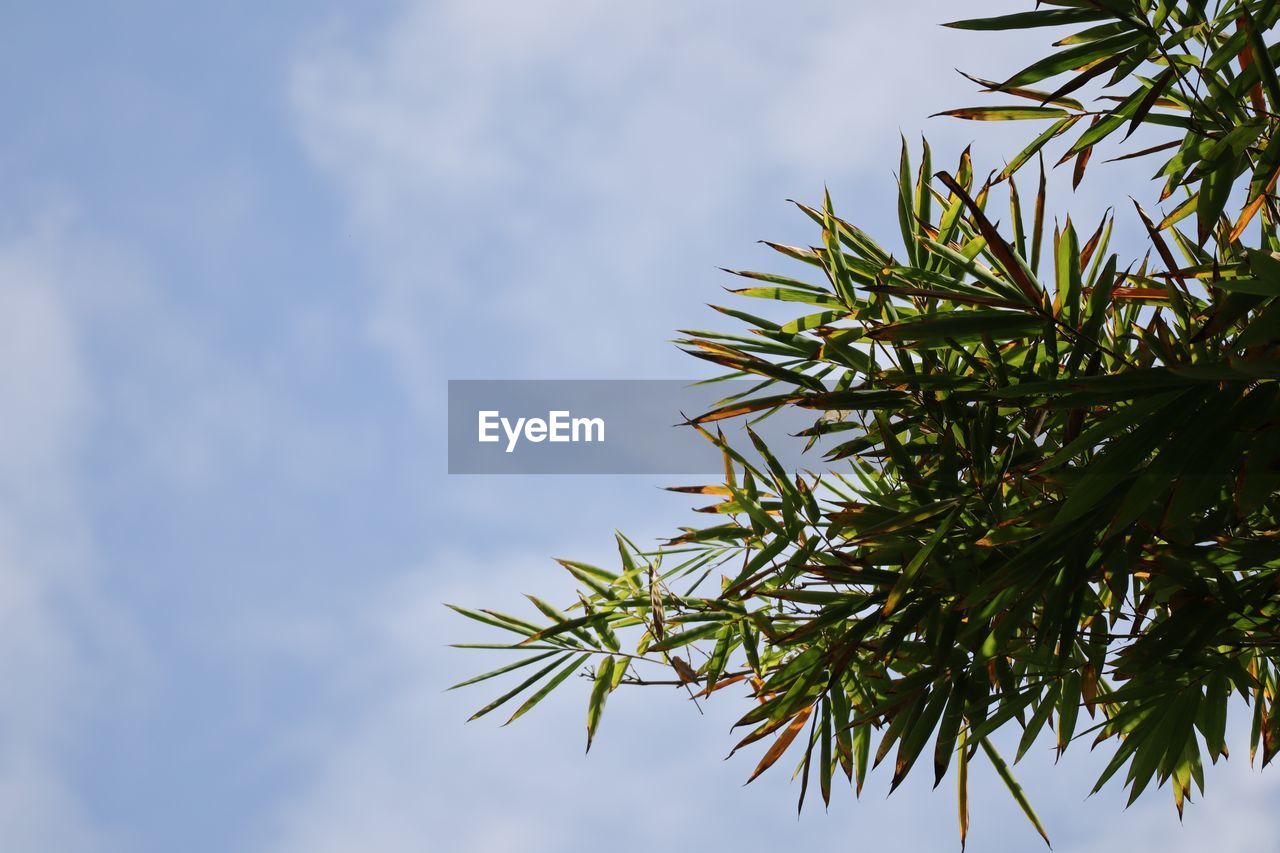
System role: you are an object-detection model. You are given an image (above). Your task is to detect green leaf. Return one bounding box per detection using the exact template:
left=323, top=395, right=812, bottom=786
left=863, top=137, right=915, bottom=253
left=884, top=507, right=960, bottom=615
left=1056, top=221, right=1082, bottom=327
left=503, top=653, right=593, bottom=726
left=945, top=9, right=1109, bottom=31
left=467, top=653, right=573, bottom=722
left=937, top=106, right=1072, bottom=121
left=1003, top=31, right=1146, bottom=88
left=730, top=287, right=842, bottom=306
left=586, top=655, right=617, bottom=750
left=981, top=738, right=1051, bottom=847
left=446, top=650, right=562, bottom=692
left=868, top=311, right=1043, bottom=346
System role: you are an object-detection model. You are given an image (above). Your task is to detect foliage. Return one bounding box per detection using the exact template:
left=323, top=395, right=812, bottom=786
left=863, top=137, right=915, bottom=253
left=451, top=2, right=1280, bottom=845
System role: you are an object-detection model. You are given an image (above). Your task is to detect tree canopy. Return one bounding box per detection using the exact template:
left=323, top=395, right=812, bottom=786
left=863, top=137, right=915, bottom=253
left=450, top=2, right=1280, bottom=846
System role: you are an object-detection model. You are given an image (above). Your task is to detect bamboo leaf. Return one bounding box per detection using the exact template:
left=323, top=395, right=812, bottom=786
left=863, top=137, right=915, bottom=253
left=981, top=737, right=1051, bottom=847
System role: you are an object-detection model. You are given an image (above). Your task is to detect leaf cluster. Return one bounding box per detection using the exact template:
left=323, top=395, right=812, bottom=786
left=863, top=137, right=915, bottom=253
left=451, top=2, right=1280, bottom=845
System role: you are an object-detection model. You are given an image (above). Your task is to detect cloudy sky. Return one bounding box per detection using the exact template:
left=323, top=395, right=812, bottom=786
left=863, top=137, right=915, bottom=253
left=1, top=2, right=1276, bottom=851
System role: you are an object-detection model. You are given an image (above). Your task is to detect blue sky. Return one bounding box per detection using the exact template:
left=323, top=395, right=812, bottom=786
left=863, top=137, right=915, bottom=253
left=1, top=2, right=1276, bottom=851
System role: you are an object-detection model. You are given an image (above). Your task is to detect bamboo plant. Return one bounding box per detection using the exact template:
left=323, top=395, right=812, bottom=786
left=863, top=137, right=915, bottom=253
left=451, top=2, right=1280, bottom=845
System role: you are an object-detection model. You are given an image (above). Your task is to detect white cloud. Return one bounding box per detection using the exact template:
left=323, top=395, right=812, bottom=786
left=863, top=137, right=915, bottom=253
left=0, top=211, right=124, bottom=852
left=0, top=188, right=388, bottom=853
left=290, top=0, right=1051, bottom=402
left=50, top=218, right=382, bottom=498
